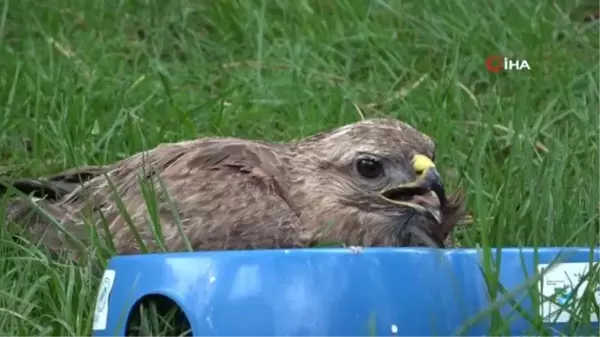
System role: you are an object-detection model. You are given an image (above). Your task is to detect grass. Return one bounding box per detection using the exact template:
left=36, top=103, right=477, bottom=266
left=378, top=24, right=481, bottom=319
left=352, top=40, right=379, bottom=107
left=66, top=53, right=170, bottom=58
left=0, top=0, right=598, bottom=335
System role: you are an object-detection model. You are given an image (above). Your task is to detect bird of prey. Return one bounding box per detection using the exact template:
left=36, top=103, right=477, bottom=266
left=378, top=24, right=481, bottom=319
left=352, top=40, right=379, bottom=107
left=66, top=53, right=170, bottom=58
left=1, top=118, right=465, bottom=256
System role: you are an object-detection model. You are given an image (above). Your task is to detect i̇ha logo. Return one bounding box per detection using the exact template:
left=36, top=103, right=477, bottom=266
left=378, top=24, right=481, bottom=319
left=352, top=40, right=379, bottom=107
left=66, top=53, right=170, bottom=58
left=485, top=55, right=530, bottom=73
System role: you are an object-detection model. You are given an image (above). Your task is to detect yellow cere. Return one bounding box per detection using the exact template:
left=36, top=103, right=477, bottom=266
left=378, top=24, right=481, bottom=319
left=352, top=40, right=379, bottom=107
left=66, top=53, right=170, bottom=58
left=412, top=154, right=435, bottom=176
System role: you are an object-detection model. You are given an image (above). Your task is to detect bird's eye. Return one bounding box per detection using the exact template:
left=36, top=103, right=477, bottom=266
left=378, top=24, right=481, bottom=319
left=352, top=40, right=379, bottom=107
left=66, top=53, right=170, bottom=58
left=356, top=158, right=384, bottom=179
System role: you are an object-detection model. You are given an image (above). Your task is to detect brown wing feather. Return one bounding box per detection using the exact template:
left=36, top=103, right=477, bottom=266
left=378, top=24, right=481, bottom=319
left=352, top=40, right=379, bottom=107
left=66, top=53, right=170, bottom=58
left=7, top=138, right=303, bottom=255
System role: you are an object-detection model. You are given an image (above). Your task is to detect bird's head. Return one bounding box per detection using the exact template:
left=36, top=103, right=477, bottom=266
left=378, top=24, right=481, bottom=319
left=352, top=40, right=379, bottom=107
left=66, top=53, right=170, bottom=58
left=290, top=118, right=465, bottom=248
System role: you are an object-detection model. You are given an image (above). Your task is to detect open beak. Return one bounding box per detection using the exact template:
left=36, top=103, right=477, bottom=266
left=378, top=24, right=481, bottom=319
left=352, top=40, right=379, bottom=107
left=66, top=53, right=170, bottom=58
left=379, top=154, right=447, bottom=223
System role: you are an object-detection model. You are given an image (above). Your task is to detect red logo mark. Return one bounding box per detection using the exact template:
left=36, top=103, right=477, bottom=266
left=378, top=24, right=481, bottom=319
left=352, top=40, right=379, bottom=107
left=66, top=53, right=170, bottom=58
left=485, top=55, right=504, bottom=73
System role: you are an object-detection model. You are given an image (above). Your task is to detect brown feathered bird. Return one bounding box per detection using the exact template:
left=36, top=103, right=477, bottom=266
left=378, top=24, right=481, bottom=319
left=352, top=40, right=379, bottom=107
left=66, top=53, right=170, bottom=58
left=2, top=118, right=465, bottom=256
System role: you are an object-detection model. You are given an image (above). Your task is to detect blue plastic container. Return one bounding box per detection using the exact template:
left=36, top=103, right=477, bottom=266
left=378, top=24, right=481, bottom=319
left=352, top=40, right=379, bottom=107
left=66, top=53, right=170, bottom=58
left=91, top=247, right=599, bottom=336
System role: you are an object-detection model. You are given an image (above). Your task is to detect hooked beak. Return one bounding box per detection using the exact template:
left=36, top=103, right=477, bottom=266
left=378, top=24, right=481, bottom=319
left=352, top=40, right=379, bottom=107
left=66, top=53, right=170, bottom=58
left=379, top=154, right=447, bottom=223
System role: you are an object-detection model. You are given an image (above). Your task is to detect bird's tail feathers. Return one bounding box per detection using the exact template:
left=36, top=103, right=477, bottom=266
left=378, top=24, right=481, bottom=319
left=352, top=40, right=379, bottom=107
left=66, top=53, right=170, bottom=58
left=0, top=165, right=106, bottom=200
left=4, top=196, right=90, bottom=254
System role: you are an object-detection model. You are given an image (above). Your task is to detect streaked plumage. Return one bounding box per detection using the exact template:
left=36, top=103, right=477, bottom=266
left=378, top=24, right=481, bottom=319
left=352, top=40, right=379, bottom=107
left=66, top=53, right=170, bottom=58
left=2, top=118, right=465, bottom=256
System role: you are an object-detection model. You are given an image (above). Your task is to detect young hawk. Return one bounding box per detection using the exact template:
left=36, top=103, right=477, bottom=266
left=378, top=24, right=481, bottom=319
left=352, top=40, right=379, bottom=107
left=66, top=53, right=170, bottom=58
left=2, top=118, right=465, bottom=255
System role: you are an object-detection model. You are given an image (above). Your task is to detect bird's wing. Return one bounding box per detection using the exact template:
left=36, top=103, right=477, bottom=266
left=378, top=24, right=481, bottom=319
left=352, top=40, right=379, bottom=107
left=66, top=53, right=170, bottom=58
left=6, top=139, right=305, bottom=254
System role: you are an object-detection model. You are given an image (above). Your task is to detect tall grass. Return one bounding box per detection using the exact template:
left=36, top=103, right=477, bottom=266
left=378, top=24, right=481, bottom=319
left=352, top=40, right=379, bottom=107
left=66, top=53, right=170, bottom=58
left=0, top=0, right=598, bottom=335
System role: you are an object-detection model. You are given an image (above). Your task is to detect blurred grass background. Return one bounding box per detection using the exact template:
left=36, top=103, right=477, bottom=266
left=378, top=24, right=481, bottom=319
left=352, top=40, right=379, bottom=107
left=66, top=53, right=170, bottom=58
left=0, top=0, right=598, bottom=335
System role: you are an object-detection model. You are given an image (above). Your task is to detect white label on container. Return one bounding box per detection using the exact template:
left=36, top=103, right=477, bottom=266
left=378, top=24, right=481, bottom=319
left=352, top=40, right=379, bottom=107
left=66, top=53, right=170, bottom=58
left=93, top=269, right=116, bottom=330
left=537, top=262, right=599, bottom=323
